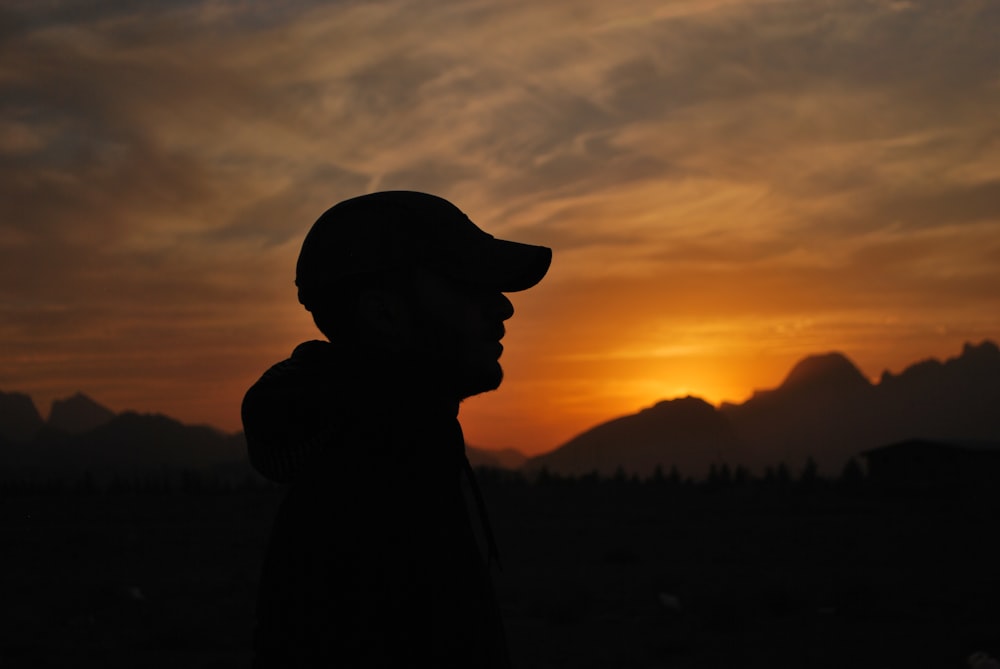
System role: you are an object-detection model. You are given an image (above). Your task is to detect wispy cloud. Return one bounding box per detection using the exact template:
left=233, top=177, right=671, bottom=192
left=2, top=0, right=998, bottom=450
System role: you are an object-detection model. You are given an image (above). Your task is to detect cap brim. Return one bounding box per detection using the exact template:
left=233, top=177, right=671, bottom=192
left=470, top=239, right=552, bottom=292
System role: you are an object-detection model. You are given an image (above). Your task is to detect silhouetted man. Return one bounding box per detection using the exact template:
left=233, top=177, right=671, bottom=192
left=242, top=191, right=551, bottom=668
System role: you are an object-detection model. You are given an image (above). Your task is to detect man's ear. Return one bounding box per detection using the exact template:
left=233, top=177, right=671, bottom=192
left=356, top=288, right=412, bottom=351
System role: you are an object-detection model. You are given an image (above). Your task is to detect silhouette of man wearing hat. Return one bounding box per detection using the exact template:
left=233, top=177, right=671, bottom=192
left=242, top=191, right=551, bottom=668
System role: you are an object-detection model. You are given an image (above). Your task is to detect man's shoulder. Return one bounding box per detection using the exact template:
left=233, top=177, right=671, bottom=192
left=252, top=340, right=332, bottom=384
left=241, top=340, right=342, bottom=483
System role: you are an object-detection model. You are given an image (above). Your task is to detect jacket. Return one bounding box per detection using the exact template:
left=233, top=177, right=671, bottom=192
left=242, top=340, right=509, bottom=668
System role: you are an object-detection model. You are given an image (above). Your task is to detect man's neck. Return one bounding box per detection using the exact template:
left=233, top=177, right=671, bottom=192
left=332, top=340, right=462, bottom=417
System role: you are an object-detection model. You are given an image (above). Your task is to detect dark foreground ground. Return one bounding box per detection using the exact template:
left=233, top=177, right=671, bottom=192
left=1, top=474, right=997, bottom=668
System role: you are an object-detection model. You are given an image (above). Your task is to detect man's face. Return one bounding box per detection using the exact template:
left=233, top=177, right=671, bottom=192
left=405, top=269, right=515, bottom=401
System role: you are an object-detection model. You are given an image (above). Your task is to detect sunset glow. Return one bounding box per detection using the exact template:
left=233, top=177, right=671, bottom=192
left=2, top=0, right=999, bottom=455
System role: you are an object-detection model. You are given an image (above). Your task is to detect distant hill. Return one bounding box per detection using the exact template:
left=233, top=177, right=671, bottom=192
left=528, top=340, right=1000, bottom=478
left=0, top=389, right=531, bottom=479
left=718, top=351, right=879, bottom=474
left=31, top=411, right=247, bottom=472
left=529, top=396, right=740, bottom=477
left=0, top=391, right=43, bottom=443
left=467, top=446, right=527, bottom=470
left=6, top=340, right=999, bottom=481
left=0, top=391, right=250, bottom=482
left=0, top=394, right=537, bottom=479
left=47, top=392, right=116, bottom=434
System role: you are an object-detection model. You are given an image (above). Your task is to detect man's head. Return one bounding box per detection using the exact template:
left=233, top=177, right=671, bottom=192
left=295, top=191, right=551, bottom=400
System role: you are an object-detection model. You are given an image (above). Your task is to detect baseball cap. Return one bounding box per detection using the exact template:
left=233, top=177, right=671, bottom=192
left=295, top=191, right=552, bottom=311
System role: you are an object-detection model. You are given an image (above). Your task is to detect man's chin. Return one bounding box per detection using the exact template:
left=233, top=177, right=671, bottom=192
left=458, top=365, right=504, bottom=400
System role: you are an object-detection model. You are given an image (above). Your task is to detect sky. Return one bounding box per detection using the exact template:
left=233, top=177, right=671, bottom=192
left=2, top=0, right=999, bottom=455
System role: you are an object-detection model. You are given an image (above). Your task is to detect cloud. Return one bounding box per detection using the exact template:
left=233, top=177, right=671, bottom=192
left=1, top=0, right=998, bottom=444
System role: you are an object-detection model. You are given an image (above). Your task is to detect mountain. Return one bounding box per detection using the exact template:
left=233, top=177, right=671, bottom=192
left=467, top=446, right=527, bottom=470
left=529, top=396, right=741, bottom=477
left=0, top=388, right=523, bottom=478
left=47, top=392, right=116, bottom=434
left=770, top=351, right=872, bottom=395
left=0, top=391, right=251, bottom=481
left=876, top=341, right=1000, bottom=442
left=49, top=411, right=245, bottom=471
left=719, top=352, right=878, bottom=473
left=0, top=391, right=44, bottom=442
left=8, top=410, right=248, bottom=478
left=6, top=340, right=999, bottom=481
left=528, top=340, right=1000, bottom=478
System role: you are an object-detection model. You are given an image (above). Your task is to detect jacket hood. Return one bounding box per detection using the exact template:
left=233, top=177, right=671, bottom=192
left=243, top=339, right=503, bottom=567
left=241, top=340, right=462, bottom=484
left=241, top=340, right=340, bottom=483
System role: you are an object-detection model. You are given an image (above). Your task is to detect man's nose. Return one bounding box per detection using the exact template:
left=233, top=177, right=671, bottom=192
left=497, top=293, right=514, bottom=321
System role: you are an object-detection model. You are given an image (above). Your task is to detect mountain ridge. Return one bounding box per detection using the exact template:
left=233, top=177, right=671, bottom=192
left=3, top=340, right=998, bottom=478
left=529, top=340, right=1000, bottom=478
left=48, top=392, right=117, bottom=434
left=0, top=390, right=523, bottom=477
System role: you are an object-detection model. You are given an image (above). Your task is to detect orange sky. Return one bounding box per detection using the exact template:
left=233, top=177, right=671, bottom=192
left=2, top=0, right=999, bottom=456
